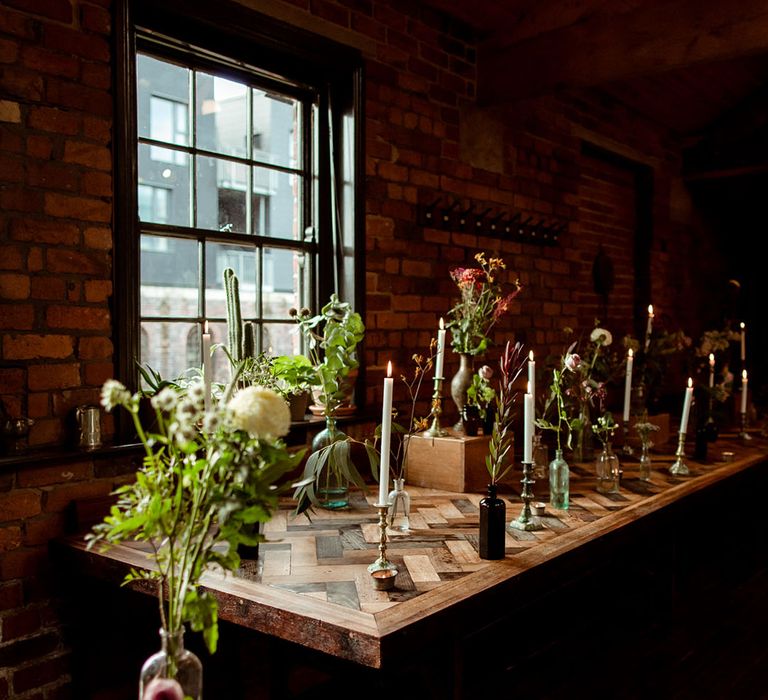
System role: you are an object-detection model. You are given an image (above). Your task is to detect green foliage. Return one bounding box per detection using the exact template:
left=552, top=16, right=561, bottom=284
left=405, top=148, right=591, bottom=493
left=291, top=294, right=365, bottom=417
left=270, top=355, right=319, bottom=397
left=88, top=375, right=304, bottom=656
left=466, top=368, right=496, bottom=421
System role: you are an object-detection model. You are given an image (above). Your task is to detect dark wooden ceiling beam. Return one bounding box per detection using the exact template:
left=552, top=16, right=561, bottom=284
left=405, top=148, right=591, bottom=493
left=478, top=0, right=768, bottom=104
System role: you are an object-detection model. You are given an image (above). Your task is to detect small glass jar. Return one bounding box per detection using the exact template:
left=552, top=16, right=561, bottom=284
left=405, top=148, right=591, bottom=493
left=532, top=433, right=548, bottom=481
left=638, top=440, right=652, bottom=481
left=549, top=449, right=569, bottom=510
left=595, top=441, right=620, bottom=494
left=387, top=477, right=411, bottom=532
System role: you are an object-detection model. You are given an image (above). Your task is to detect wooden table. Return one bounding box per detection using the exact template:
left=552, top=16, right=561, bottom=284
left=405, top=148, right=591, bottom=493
left=61, top=433, right=768, bottom=698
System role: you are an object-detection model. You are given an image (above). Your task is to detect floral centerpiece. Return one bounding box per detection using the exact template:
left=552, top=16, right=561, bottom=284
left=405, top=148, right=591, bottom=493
left=89, top=375, right=303, bottom=699
left=447, top=252, right=522, bottom=356
left=465, top=365, right=496, bottom=432
left=446, top=252, right=522, bottom=422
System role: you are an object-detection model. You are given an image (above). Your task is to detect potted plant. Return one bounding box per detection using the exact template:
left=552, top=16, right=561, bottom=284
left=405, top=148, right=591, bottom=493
left=89, top=373, right=304, bottom=699
left=270, top=354, right=318, bottom=421
left=291, top=294, right=366, bottom=510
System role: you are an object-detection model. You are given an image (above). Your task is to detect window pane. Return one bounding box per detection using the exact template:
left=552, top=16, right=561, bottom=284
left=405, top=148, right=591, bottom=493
left=140, top=320, right=199, bottom=381
left=201, top=321, right=232, bottom=385
left=138, top=143, right=191, bottom=227
left=196, top=72, right=248, bottom=158
left=252, top=166, right=300, bottom=238
left=263, top=247, right=304, bottom=319
left=252, top=89, right=299, bottom=169
left=205, top=242, right=258, bottom=319
left=137, top=54, right=190, bottom=146
left=141, top=235, right=199, bottom=318
left=196, top=156, right=248, bottom=233
left=262, top=323, right=299, bottom=356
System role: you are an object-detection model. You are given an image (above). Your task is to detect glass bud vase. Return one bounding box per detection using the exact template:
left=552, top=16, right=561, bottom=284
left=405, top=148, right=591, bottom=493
left=549, top=449, right=569, bottom=510
left=311, top=416, right=349, bottom=509
left=532, top=433, right=548, bottom=481
left=595, top=441, right=620, bottom=494
left=479, top=484, right=506, bottom=560
left=638, top=440, right=652, bottom=482
left=139, top=629, right=202, bottom=700
left=387, top=477, right=411, bottom=532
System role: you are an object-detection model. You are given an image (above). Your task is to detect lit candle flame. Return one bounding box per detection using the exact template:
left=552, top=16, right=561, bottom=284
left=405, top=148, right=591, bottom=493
left=709, top=353, right=715, bottom=366
left=628, top=348, right=633, bottom=358
left=687, top=377, right=693, bottom=388
left=741, top=322, right=746, bottom=330
left=648, top=304, right=654, bottom=316
left=387, top=361, right=392, bottom=378
left=743, top=369, right=748, bottom=381
left=529, top=350, right=534, bottom=361
left=439, top=317, right=444, bottom=330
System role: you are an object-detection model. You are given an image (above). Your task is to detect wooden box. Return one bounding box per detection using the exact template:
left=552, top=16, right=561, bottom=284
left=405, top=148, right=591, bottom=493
left=404, top=430, right=513, bottom=493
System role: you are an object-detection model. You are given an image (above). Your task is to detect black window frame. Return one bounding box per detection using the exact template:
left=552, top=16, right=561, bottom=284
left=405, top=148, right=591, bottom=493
left=113, top=0, right=365, bottom=438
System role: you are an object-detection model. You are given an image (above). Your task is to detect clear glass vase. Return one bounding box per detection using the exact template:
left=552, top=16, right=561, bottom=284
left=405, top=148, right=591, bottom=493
left=549, top=448, right=569, bottom=510
left=572, top=401, right=592, bottom=462
left=532, top=433, right=548, bottom=481
left=638, top=440, right=652, bottom=482
left=139, top=628, right=202, bottom=700
left=387, top=477, right=411, bottom=532
left=595, top=441, right=620, bottom=494
left=311, top=416, right=349, bottom=509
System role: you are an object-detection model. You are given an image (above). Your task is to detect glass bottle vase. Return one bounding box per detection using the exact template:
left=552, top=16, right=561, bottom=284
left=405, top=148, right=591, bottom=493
left=638, top=440, right=652, bottom=482
left=479, top=484, right=506, bottom=560
left=595, top=441, right=620, bottom=494
left=572, top=401, right=592, bottom=462
left=311, top=416, right=349, bottom=509
left=139, top=628, right=202, bottom=700
left=549, top=449, right=569, bottom=510
left=532, top=433, right=548, bottom=481
left=387, top=477, right=411, bottom=532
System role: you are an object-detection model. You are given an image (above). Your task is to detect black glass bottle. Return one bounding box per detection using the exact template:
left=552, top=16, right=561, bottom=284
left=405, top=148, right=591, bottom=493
left=479, top=484, right=506, bottom=560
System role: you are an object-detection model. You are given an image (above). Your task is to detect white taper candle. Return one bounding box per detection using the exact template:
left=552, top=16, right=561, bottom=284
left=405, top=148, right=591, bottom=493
left=379, top=362, right=394, bottom=505
left=623, top=349, right=633, bottom=422
left=680, top=377, right=693, bottom=434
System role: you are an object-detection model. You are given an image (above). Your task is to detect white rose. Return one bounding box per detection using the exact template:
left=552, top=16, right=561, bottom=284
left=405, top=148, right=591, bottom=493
left=227, top=386, right=290, bottom=439
left=590, top=327, right=613, bottom=346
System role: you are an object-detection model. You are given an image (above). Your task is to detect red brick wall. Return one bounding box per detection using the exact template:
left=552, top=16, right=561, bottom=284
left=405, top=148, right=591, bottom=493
left=0, top=0, right=725, bottom=696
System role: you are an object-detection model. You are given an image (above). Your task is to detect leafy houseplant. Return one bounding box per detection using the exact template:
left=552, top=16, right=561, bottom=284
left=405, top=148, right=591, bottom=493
left=89, top=376, right=304, bottom=698
left=291, top=295, right=366, bottom=511
left=270, top=354, right=319, bottom=421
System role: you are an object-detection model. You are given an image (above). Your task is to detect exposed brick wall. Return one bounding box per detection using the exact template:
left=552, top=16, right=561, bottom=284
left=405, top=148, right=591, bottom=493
left=0, top=0, right=113, bottom=449
left=0, top=0, right=728, bottom=697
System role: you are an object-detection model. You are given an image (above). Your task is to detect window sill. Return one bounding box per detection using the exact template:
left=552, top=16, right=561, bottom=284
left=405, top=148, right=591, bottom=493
left=0, top=442, right=145, bottom=473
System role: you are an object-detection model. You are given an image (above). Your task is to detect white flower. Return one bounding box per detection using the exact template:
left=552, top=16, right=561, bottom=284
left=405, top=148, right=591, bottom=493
left=227, top=386, right=290, bottom=440
left=564, top=353, right=581, bottom=371
left=478, top=365, right=493, bottom=380
left=590, top=327, right=613, bottom=346
left=202, top=412, right=220, bottom=434
left=187, top=381, right=205, bottom=409
left=170, top=420, right=197, bottom=447
left=100, top=380, right=131, bottom=411
left=150, top=387, right=178, bottom=412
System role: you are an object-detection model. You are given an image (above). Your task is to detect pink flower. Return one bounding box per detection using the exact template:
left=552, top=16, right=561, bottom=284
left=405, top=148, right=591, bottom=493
left=492, top=290, right=522, bottom=320
left=143, top=678, right=184, bottom=700
left=564, top=353, right=581, bottom=371
left=478, top=365, right=493, bottom=380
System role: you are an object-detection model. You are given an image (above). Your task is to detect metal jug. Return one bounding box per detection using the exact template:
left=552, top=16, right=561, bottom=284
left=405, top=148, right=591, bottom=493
left=76, top=405, right=102, bottom=449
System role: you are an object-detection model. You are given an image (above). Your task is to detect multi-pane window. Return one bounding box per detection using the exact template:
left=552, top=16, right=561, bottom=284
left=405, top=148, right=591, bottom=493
left=136, top=50, right=316, bottom=382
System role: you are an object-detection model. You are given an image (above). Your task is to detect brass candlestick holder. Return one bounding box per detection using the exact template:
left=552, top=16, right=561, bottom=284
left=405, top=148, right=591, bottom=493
left=509, top=461, right=543, bottom=532
left=424, top=376, right=448, bottom=438
left=739, top=412, right=753, bottom=442
left=368, top=503, right=398, bottom=590
left=669, top=431, right=689, bottom=476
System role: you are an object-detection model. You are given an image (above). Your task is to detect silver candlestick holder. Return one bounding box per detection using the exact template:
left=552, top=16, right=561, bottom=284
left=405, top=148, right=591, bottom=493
left=739, top=412, right=753, bottom=441
left=669, top=431, right=689, bottom=476
left=509, top=461, right=543, bottom=532
left=424, top=376, right=448, bottom=438
left=368, top=503, right=398, bottom=590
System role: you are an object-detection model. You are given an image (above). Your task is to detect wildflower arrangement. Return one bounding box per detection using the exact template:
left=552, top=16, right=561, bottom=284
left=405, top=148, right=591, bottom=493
left=88, top=374, right=304, bottom=655
left=536, top=350, right=583, bottom=453
left=634, top=418, right=661, bottom=447
left=591, top=412, right=618, bottom=448
left=447, top=252, right=522, bottom=356
left=485, top=342, right=527, bottom=484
